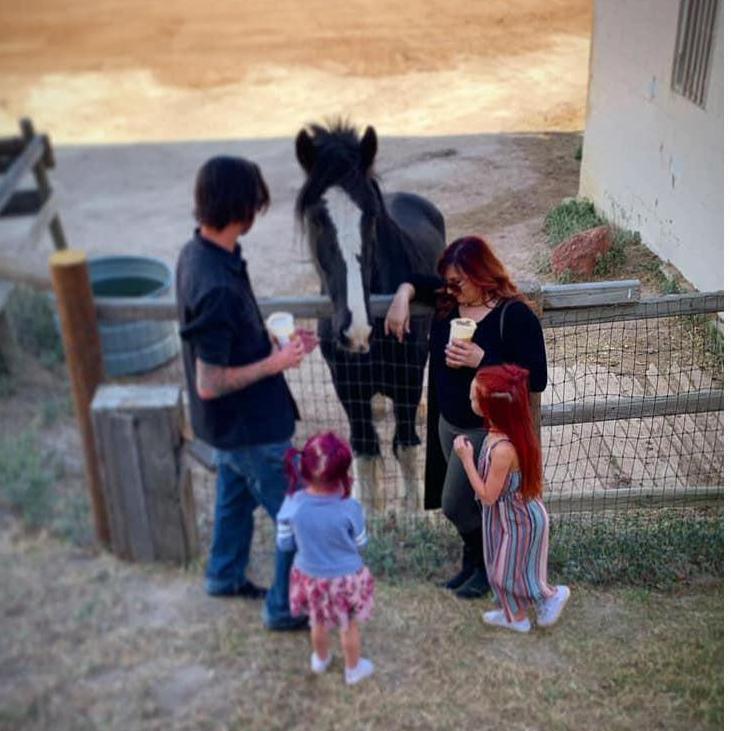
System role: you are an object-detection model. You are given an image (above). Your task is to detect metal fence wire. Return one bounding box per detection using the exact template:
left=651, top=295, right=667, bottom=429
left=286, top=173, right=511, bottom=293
left=282, top=303, right=723, bottom=519
left=110, top=286, right=722, bottom=551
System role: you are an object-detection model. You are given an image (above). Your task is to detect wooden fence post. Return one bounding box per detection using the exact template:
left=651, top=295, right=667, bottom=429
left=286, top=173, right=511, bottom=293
left=91, top=384, right=199, bottom=564
left=49, top=249, right=110, bottom=546
left=20, top=118, right=67, bottom=251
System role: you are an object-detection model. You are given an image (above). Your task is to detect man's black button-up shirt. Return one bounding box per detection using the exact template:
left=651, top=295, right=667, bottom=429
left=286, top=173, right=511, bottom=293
left=176, top=231, right=298, bottom=450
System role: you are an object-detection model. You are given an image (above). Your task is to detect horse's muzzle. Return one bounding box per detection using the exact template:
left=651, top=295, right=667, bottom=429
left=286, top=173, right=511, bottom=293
left=340, top=323, right=373, bottom=354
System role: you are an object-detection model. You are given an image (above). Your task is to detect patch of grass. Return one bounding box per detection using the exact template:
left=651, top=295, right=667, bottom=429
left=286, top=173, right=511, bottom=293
left=543, top=197, right=604, bottom=247
left=534, top=252, right=553, bottom=275
left=591, top=225, right=638, bottom=277
left=557, top=269, right=577, bottom=284
left=365, top=514, right=459, bottom=581
left=0, top=429, right=55, bottom=529
left=0, top=427, right=92, bottom=544
left=364, top=510, right=722, bottom=591
left=0, top=522, right=722, bottom=731
left=0, top=372, right=14, bottom=398
left=680, top=313, right=724, bottom=373
left=6, top=286, right=64, bottom=366
left=41, top=393, right=74, bottom=427
left=550, top=510, right=723, bottom=589
left=660, top=275, right=682, bottom=294
left=638, top=256, right=687, bottom=294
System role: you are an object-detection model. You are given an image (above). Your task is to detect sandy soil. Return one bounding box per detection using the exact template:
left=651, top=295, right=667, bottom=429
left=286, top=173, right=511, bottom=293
left=0, top=514, right=722, bottom=731
left=0, top=0, right=591, bottom=143
left=0, top=0, right=591, bottom=295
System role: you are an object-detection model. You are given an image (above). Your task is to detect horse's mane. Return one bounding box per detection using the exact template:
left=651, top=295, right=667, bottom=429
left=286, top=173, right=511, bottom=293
left=295, top=119, right=378, bottom=222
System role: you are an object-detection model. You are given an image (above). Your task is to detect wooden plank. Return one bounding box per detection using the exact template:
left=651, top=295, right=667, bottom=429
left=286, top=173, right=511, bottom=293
left=0, top=136, right=24, bottom=157
left=0, top=135, right=45, bottom=213
left=545, top=484, right=723, bottom=514
left=115, top=413, right=156, bottom=561
left=0, top=138, right=26, bottom=174
left=542, top=389, right=724, bottom=427
left=177, top=466, right=200, bottom=563
left=95, top=289, right=724, bottom=328
left=20, top=119, right=67, bottom=250
left=93, top=410, right=127, bottom=555
left=92, top=384, right=197, bottom=564
left=0, top=189, right=44, bottom=217
left=21, top=193, right=58, bottom=250
left=543, top=292, right=723, bottom=327
left=541, top=279, right=641, bottom=309
left=185, top=438, right=217, bottom=471
left=136, top=406, right=187, bottom=561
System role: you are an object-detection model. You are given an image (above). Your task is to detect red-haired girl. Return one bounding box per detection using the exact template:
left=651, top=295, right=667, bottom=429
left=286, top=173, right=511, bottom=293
left=276, top=431, right=375, bottom=684
left=453, top=364, right=569, bottom=632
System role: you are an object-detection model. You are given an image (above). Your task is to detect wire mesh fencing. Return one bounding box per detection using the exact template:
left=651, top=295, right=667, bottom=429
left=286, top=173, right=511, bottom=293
left=138, top=288, right=722, bottom=558
left=282, top=295, right=723, bottom=526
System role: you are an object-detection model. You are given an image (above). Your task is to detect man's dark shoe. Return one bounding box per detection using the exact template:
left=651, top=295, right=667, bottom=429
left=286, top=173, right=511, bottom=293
left=209, top=580, right=268, bottom=600
left=263, top=615, right=310, bottom=632
left=454, top=568, right=491, bottom=599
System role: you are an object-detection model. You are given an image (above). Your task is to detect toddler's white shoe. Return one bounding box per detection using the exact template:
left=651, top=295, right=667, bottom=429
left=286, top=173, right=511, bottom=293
left=344, top=658, right=374, bottom=685
left=536, top=585, right=571, bottom=628
left=310, top=652, right=332, bottom=674
left=482, top=609, right=532, bottom=633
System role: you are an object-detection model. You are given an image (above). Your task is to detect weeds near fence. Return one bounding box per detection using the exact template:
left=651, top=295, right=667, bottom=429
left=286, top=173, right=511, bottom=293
left=6, top=286, right=63, bottom=366
left=550, top=510, right=723, bottom=588
left=544, top=197, right=603, bottom=246
left=543, top=198, right=648, bottom=280
left=0, top=427, right=91, bottom=544
left=365, top=509, right=722, bottom=590
left=0, top=429, right=56, bottom=529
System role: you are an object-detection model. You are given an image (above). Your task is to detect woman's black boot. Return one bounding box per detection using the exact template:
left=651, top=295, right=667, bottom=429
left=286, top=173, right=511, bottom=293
left=443, top=540, right=475, bottom=590
left=454, top=528, right=491, bottom=599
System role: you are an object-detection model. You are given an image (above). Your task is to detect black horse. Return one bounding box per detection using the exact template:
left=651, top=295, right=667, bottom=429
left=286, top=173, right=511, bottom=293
left=295, top=121, right=445, bottom=510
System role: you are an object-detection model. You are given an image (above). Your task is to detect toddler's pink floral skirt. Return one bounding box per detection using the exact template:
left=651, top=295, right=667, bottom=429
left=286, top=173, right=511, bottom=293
left=290, top=566, right=375, bottom=630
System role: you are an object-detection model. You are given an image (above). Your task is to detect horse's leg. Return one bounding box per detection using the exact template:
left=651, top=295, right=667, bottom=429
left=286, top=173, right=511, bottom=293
left=321, top=334, right=383, bottom=512
left=393, top=398, right=422, bottom=513
left=383, top=332, right=427, bottom=513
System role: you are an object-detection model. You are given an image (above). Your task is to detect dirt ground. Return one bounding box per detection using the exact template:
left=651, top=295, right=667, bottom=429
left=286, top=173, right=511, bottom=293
left=1, top=3, right=722, bottom=729
left=0, top=516, right=723, bottom=731
left=0, top=0, right=590, bottom=291
left=0, top=0, right=590, bottom=142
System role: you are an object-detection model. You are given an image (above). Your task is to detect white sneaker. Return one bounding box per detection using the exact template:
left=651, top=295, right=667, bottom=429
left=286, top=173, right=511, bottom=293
left=482, top=609, right=532, bottom=633
left=536, top=585, right=571, bottom=628
left=310, top=652, right=332, bottom=674
left=344, top=658, right=374, bottom=685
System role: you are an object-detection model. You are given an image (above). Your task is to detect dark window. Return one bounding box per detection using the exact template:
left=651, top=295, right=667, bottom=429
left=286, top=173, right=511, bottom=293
left=671, top=0, right=719, bottom=108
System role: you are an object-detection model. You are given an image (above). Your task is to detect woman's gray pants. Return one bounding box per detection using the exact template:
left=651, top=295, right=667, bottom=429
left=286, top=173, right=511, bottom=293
left=437, top=416, right=487, bottom=535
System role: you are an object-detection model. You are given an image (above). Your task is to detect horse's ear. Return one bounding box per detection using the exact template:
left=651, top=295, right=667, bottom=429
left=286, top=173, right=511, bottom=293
left=296, top=129, right=316, bottom=173
left=360, top=126, right=378, bottom=171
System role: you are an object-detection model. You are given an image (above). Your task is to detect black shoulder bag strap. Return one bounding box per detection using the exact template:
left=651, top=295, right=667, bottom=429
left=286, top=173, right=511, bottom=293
left=499, top=298, right=517, bottom=343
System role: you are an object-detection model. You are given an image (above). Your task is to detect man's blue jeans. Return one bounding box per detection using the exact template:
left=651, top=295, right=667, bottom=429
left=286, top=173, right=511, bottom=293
left=206, top=439, right=295, bottom=626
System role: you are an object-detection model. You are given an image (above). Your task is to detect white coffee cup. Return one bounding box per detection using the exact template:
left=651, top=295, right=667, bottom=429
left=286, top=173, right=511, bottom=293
left=449, top=317, right=477, bottom=342
left=266, top=311, right=295, bottom=346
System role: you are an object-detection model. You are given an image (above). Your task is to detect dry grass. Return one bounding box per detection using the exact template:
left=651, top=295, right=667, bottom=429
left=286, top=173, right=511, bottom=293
left=0, top=517, right=722, bottom=731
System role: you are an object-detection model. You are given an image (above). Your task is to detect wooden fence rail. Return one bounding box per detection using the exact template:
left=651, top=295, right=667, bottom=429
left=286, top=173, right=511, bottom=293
left=95, top=279, right=645, bottom=322
left=0, top=118, right=68, bottom=252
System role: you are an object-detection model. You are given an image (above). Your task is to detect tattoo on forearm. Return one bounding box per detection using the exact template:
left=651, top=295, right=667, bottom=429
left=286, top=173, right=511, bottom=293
left=196, top=357, right=270, bottom=399
left=197, top=360, right=231, bottom=398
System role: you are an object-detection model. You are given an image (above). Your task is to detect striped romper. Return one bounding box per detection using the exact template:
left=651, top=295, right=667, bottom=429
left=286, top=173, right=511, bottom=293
left=479, top=438, right=557, bottom=621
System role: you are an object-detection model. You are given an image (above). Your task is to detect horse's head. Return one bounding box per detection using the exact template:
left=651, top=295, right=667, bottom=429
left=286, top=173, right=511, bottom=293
left=295, top=122, right=380, bottom=353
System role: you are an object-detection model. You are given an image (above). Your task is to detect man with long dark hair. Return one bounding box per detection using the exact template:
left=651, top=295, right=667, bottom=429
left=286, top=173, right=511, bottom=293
left=176, top=156, right=316, bottom=630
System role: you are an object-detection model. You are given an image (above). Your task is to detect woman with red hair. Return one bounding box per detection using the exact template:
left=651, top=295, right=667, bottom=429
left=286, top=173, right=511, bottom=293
left=386, top=235, right=547, bottom=598
left=453, top=364, right=569, bottom=632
